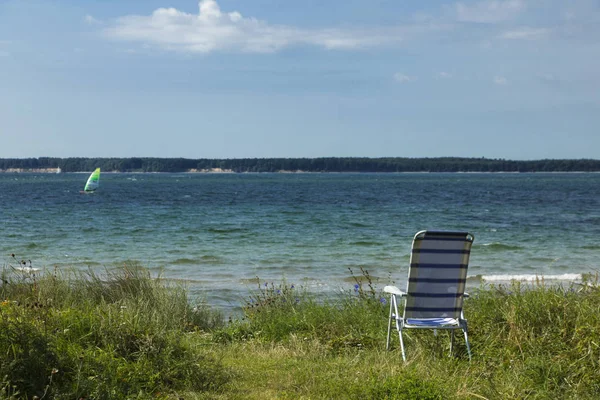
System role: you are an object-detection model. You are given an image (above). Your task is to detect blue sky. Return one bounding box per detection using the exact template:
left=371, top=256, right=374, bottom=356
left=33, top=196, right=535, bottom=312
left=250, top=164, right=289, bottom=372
left=1, top=0, right=598, bottom=159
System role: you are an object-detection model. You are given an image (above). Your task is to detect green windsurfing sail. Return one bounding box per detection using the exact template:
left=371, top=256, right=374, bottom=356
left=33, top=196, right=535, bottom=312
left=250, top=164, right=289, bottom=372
left=83, top=168, right=101, bottom=192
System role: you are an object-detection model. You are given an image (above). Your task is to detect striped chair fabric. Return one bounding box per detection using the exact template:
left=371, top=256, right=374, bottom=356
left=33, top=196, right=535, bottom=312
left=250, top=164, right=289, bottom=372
left=405, top=231, right=472, bottom=320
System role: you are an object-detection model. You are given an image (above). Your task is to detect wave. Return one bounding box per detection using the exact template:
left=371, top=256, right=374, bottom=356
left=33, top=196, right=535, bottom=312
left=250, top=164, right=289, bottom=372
left=468, top=273, right=582, bottom=282
left=127, top=227, right=149, bottom=234
left=342, top=275, right=382, bottom=283
left=530, top=257, right=558, bottom=263
left=198, top=255, right=225, bottom=264
left=172, top=256, right=225, bottom=265
left=479, top=243, right=523, bottom=251
left=581, top=245, right=600, bottom=250
left=158, top=277, right=211, bottom=284
left=172, top=258, right=198, bottom=265
left=280, top=210, right=306, bottom=215
left=347, top=222, right=370, bottom=228
left=47, top=261, right=102, bottom=268
left=206, top=227, right=247, bottom=234
left=81, top=261, right=102, bottom=266
left=350, top=241, right=381, bottom=247
left=239, top=277, right=261, bottom=285
left=11, top=266, right=41, bottom=272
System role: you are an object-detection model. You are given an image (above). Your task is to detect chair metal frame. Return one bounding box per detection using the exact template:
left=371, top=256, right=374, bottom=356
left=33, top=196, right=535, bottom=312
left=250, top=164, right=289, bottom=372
left=384, top=230, right=474, bottom=362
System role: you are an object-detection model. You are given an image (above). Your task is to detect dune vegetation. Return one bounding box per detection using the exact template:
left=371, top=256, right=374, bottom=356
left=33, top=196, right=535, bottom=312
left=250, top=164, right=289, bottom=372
left=1, top=261, right=599, bottom=399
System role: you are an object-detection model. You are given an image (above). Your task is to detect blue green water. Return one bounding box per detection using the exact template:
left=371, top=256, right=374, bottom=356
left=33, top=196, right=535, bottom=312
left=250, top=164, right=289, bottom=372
left=1, top=172, right=599, bottom=311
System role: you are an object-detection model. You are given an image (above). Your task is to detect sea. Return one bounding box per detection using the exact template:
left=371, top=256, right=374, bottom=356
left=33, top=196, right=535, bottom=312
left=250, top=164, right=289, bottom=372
left=1, top=172, right=599, bottom=313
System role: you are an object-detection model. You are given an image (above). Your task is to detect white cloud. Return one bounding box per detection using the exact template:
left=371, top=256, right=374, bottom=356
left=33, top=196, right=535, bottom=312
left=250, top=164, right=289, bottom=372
left=493, top=75, right=508, bottom=85
left=499, top=27, right=549, bottom=40
left=393, top=73, right=416, bottom=83
left=455, top=0, right=525, bottom=23
left=104, top=0, right=414, bottom=53
left=84, top=15, right=101, bottom=25
left=437, top=71, right=452, bottom=79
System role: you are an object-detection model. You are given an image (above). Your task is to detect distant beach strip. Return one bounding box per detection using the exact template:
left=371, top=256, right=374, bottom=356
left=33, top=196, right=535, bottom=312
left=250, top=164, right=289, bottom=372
left=1, top=157, right=600, bottom=173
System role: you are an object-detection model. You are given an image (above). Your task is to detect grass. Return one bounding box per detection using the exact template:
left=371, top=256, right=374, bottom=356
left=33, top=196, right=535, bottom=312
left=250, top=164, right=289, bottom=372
left=1, top=260, right=600, bottom=399
left=0, top=260, right=226, bottom=399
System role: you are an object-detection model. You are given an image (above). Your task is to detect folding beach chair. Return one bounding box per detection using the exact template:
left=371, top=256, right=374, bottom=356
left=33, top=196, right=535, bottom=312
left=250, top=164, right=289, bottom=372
left=384, top=230, right=474, bottom=361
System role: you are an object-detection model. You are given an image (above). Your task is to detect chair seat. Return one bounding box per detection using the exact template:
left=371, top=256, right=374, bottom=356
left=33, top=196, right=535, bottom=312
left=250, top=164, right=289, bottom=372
left=405, top=318, right=459, bottom=328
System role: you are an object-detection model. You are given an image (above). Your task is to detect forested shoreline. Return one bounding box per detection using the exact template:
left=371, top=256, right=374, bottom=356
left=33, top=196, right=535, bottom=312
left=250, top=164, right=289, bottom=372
left=1, top=157, right=600, bottom=172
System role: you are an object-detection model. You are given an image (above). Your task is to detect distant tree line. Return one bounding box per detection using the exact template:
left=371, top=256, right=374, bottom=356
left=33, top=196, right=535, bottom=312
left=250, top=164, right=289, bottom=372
left=1, top=157, right=599, bottom=173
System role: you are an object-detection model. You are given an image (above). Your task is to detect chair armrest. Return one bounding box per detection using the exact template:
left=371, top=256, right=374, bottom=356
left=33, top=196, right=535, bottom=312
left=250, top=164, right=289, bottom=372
left=383, top=286, right=405, bottom=296
left=463, top=292, right=470, bottom=298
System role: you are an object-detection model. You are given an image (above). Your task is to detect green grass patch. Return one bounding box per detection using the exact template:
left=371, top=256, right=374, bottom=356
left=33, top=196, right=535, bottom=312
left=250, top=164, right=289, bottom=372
left=0, top=262, right=227, bottom=399
left=2, top=261, right=600, bottom=399
left=214, top=271, right=600, bottom=399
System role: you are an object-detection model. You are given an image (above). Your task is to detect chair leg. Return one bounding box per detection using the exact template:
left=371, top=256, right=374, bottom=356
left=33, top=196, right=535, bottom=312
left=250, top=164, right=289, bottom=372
left=385, top=294, right=407, bottom=361
left=386, top=298, right=393, bottom=351
left=399, top=329, right=406, bottom=362
left=463, top=324, right=472, bottom=362
left=450, top=329, right=455, bottom=357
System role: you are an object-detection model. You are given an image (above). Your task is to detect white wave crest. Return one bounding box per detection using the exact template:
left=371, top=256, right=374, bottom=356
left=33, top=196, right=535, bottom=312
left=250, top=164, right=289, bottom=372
left=12, top=266, right=41, bottom=273
left=477, top=273, right=582, bottom=282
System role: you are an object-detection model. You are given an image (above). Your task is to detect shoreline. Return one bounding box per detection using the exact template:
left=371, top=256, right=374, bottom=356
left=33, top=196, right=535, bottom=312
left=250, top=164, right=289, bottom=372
left=1, top=169, right=599, bottom=174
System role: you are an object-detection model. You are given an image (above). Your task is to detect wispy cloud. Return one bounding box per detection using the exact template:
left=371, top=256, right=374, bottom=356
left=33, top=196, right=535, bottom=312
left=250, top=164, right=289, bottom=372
left=393, top=73, right=416, bottom=83
left=98, top=0, right=597, bottom=57
left=84, top=15, right=101, bottom=25
left=437, top=71, right=452, bottom=79
left=499, top=27, right=549, bottom=40
left=455, top=0, right=525, bottom=23
left=493, top=75, right=508, bottom=85
left=104, top=0, right=416, bottom=54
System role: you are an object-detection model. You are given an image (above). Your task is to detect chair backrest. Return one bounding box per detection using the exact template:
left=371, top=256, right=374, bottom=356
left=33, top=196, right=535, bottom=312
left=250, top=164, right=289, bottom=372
left=403, top=231, right=474, bottom=320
